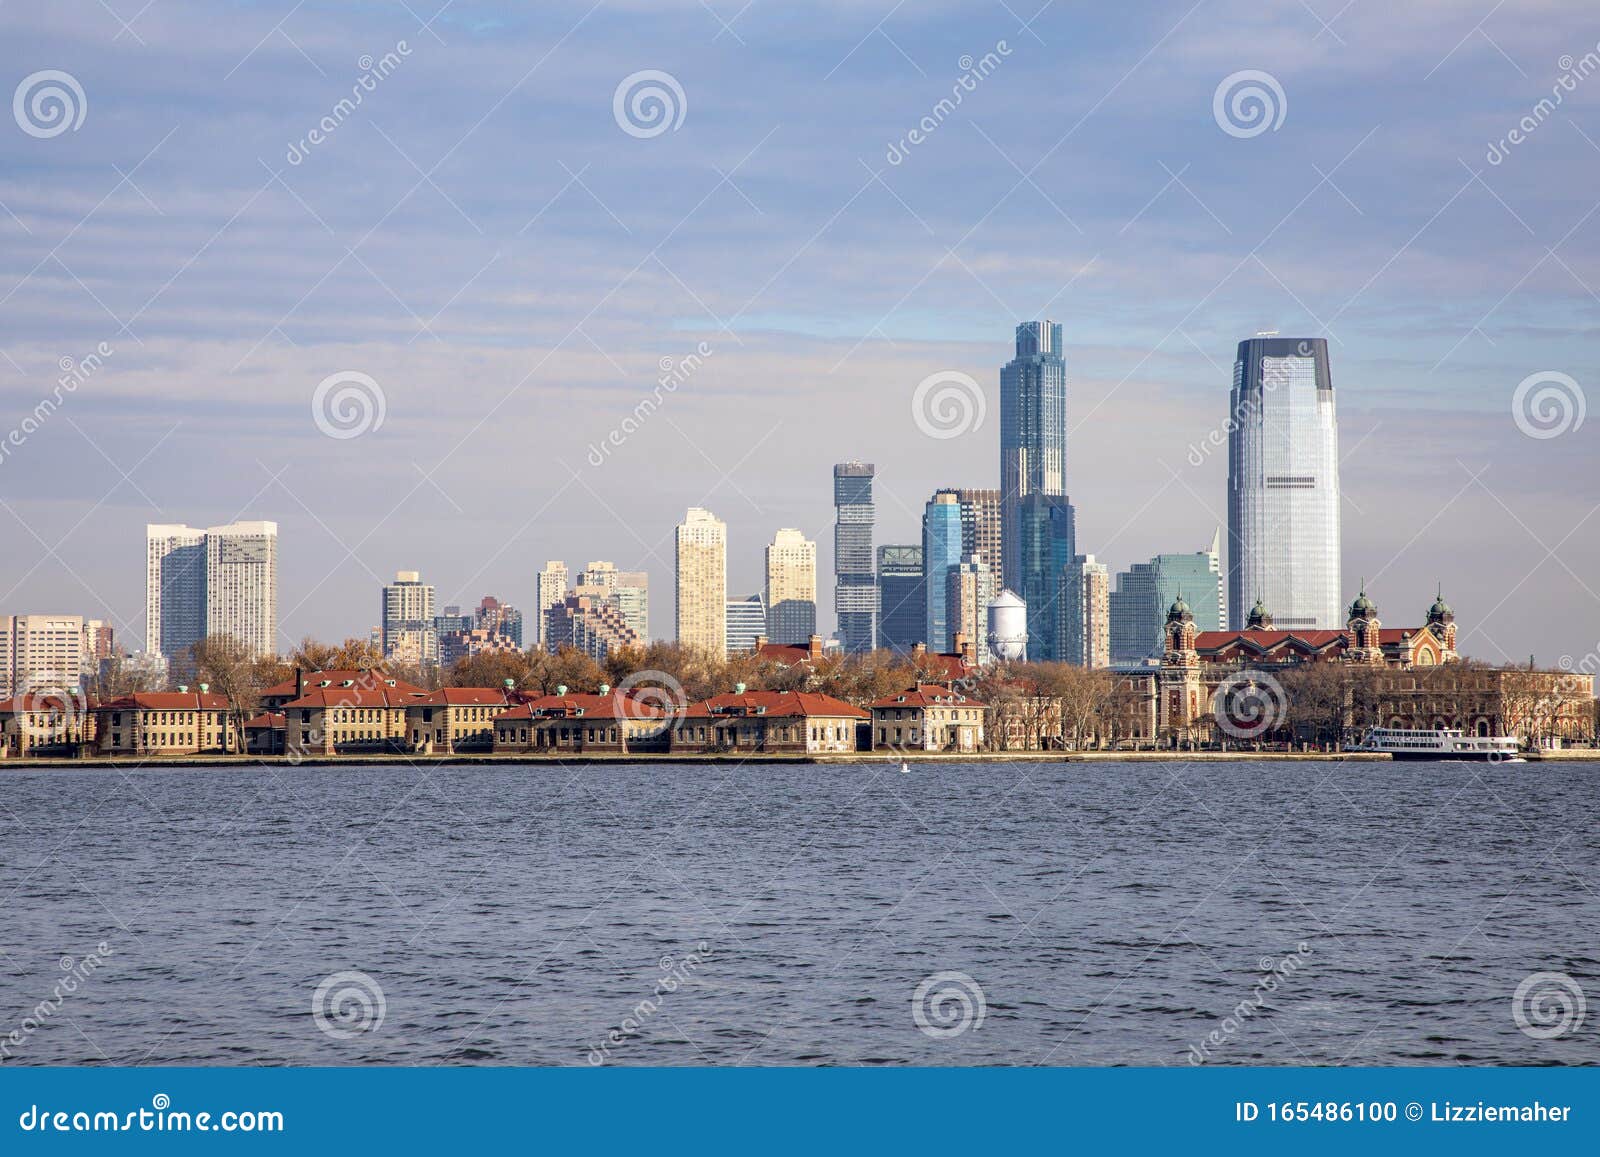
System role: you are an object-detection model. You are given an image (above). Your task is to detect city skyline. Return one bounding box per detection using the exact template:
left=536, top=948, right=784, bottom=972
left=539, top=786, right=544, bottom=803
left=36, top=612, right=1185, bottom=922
left=1, top=2, right=1594, bottom=670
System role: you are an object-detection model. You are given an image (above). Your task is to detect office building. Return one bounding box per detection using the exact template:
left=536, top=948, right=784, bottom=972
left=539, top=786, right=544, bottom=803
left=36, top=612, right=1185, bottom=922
left=947, top=555, right=994, bottom=665
left=876, top=544, right=924, bottom=652
left=955, top=488, right=1004, bottom=591
left=725, top=594, right=767, bottom=656
left=922, top=490, right=964, bottom=652
left=675, top=507, right=727, bottom=655
left=0, top=614, right=90, bottom=697
left=1000, top=321, right=1068, bottom=587
left=147, top=521, right=278, bottom=661
left=1109, top=536, right=1225, bottom=664
left=1015, top=493, right=1075, bottom=662
left=535, top=560, right=569, bottom=647
left=832, top=462, right=877, bottom=653
left=1060, top=555, right=1110, bottom=668
left=381, top=571, right=436, bottom=664
left=1228, top=335, right=1342, bottom=629
left=764, top=528, right=817, bottom=644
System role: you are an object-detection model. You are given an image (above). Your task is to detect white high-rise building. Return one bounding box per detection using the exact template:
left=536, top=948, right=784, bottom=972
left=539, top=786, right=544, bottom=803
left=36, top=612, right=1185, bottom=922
left=764, top=528, right=817, bottom=644
left=535, top=560, right=569, bottom=649
left=382, top=570, right=436, bottom=663
left=0, top=614, right=89, bottom=697
left=675, top=508, right=726, bottom=656
left=1228, top=337, right=1342, bottom=630
left=145, top=521, right=278, bottom=660
left=1060, top=554, right=1110, bottom=668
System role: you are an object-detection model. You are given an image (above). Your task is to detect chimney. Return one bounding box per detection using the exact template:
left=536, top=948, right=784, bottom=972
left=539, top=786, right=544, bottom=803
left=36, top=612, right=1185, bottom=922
left=959, top=634, right=976, bottom=663
left=199, top=683, right=209, bottom=694
left=953, top=631, right=967, bottom=657
left=755, top=635, right=768, bottom=650
left=735, top=682, right=747, bottom=695
left=295, top=667, right=304, bottom=699
left=599, top=683, right=610, bottom=695
left=808, top=634, right=823, bottom=661
left=912, top=642, right=927, bottom=657
left=557, top=684, right=568, bottom=696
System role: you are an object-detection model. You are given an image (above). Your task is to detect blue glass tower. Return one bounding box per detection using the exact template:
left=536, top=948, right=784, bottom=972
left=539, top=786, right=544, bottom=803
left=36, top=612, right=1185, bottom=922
left=922, top=490, right=964, bottom=651
left=1015, top=493, right=1075, bottom=662
left=1000, top=321, right=1067, bottom=588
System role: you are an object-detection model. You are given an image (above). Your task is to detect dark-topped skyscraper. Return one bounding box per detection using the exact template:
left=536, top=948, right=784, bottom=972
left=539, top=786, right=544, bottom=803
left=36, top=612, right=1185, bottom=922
left=876, top=544, right=924, bottom=652
left=1000, top=320, right=1067, bottom=588
left=832, top=462, right=877, bottom=652
left=1227, top=336, right=1342, bottom=630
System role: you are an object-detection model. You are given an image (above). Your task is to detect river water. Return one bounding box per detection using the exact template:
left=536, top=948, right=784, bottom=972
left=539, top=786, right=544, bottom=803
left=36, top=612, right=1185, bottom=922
left=1, top=760, right=1594, bottom=1066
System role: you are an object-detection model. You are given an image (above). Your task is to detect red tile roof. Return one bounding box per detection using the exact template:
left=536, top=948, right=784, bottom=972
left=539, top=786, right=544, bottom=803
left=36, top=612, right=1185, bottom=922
left=1194, top=627, right=1429, bottom=655
left=261, top=670, right=427, bottom=698
left=914, top=652, right=979, bottom=682
left=280, top=688, right=417, bottom=710
left=0, top=693, right=91, bottom=712
left=96, top=692, right=232, bottom=710
left=869, top=684, right=988, bottom=709
left=243, top=712, right=286, bottom=730
left=683, top=690, right=868, bottom=719
left=412, top=687, right=513, bottom=707
left=497, top=691, right=667, bottom=722
left=754, top=640, right=823, bottom=667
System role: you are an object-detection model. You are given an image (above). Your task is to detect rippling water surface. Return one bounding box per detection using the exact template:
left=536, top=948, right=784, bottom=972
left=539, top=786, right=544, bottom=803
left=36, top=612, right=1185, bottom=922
left=1, top=760, right=1595, bottom=1066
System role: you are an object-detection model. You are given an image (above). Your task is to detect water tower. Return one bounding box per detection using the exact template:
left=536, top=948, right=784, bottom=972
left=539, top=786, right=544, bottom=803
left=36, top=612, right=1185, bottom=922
left=986, top=589, right=1027, bottom=662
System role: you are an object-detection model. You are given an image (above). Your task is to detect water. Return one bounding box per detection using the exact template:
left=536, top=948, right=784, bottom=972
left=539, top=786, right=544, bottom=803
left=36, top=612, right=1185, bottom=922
left=1, top=760, right=1595, bottom=1066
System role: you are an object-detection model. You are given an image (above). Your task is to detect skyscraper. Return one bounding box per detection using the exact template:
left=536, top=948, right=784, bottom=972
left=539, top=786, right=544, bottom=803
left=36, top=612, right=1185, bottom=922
left=1108, top=536, right=1225, bottom=664
left=381, top=570, right=437, bottom=665
left=922, top=490, right=964, bottom=652
left=955, top=488, right=1004, bottom=591
left=204, top=522, right=278, bottom=658
left=725, top=594, right=766, bottom=656
left=947, top=555, right=994, bottom=664
left=1228, top=336, right=1342, bottom=630
left=832, top=462, right=877, bottom=652
left=675, top=507, right=727, bottom=655
left=535, top=560, right=569, bottom=648
left=1000, top=320, right=1067, bottom=588
left=1060, top=555, right=1110, bottom=668
left=764, top=528, right=817, bottom=644
left=1015, top=493, right=1075, bottom=662
left=145, top=524, right=206, bottom=660
left=0, top=614, right=89, bottom=696
left=876, top=544, right=924, bottom=652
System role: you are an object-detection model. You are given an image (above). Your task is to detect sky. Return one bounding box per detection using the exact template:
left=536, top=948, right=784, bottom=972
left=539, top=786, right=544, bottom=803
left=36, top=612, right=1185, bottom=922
left=1, top=0, right=1597, bottom=667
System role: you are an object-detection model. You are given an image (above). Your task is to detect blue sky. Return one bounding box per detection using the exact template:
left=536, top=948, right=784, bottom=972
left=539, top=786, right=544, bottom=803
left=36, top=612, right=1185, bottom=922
left=1, top=0, right=1597, bottom=664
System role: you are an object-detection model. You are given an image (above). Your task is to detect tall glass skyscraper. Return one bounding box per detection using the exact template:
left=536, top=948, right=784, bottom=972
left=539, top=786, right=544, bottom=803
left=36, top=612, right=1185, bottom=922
left=1015, top=493, right=1075, bottom=662
left=832, top=462, right=877, bottom=652
left=922, top=491, right=964, bottom=652
left=1000, top=321, right=1067, bottom=588
left=1227, top=337, right=1342, bottom=630
left=876, top=544, right=924, bottom=652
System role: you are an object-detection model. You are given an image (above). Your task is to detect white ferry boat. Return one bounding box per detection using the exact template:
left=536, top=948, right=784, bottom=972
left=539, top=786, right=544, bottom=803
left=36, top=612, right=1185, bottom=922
left=1357, top=727, right=1523, bottom=762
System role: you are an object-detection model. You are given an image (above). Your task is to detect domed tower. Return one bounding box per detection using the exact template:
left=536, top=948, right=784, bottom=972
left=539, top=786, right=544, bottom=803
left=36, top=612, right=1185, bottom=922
left=1346, top=585, right=1383, bottom=664
left=1426, top=585, right=1458, bottom=659
left=1163, top=594, right=1198, bottom=665
left=1159, top=594, right=1203, bottom=739
left=1245, top=598, right=1273, bottom=631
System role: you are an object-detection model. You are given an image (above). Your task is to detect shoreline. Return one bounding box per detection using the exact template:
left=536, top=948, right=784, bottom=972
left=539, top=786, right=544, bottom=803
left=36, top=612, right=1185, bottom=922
left=2, top=749, right=1596, bottom=770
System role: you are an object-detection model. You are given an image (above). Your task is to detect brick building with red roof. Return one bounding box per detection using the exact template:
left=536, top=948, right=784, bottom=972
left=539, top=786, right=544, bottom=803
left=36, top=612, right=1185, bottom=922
left=677, top=686, right=867, bottom=754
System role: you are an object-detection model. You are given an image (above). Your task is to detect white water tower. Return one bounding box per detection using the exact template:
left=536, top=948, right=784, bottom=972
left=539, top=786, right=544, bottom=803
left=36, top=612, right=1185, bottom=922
left=986, top=589, right=1027, bottom=662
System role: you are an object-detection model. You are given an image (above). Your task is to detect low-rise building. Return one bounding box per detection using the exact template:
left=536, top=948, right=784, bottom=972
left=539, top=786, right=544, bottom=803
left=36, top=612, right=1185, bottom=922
left=678, top=688, right=867, bottom=754
left=0, top=693, right=95, bottom=757
left=406, top=686, right=517, bottom=754
left=870, top=684, right=988, bottom=753
left=93, top=690, right=236, bottom=755
left=280, top=687, right=417, bottom=756
left=260, top=669, right=428, bottom=711
left=493, top=685, right=671, bottom=755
